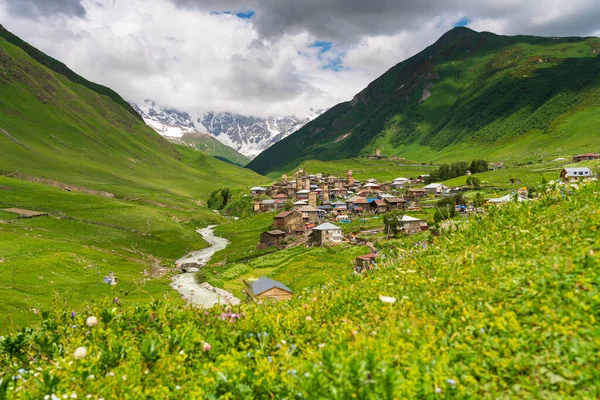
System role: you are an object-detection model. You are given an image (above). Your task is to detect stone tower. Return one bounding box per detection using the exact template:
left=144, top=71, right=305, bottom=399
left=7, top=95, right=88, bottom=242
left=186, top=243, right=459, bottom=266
left=282, top=174, right=288, bottom=185
left=253, top=198, right=261, bottom=212
left=375, top=148, right=381, bottom=158
left=304, top=178, right=310, bottom=190
left=296, top=178, right=302, bottom=191
left=346, top=169, right=354, bottom=186
left=321, top=184, right=330, bottom=202
left=308, top=192, right=318, bottom=208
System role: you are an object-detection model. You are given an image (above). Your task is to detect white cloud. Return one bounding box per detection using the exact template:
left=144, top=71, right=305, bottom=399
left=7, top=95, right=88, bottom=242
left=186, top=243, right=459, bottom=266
left=1, top=0, right=599, bottom=118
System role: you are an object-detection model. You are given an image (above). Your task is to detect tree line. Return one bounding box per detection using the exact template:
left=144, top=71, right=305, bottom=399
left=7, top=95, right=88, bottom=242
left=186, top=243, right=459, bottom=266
left=425, top=159, right=488, bottom=183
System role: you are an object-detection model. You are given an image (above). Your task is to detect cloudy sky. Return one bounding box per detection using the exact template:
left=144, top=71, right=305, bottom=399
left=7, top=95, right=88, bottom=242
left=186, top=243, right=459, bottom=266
left=1, top=0, right=599, bottom=118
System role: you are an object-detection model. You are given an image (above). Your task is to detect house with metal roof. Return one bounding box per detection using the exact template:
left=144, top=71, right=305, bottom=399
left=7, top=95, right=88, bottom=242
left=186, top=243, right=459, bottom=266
left=248, top=277, right=293, bottom=301
left=310, top=222, right=343, bottom=245
left=399, top=215, right=428, bottom=235
left=560, top=167, right=593, bottom=181
left=423, top=183, right=449, bottom=195
left=251, top=186, right=268, bottom=196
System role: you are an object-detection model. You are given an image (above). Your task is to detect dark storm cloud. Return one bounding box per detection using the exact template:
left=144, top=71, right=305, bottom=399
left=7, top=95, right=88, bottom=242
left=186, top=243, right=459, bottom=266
left=4, top=0, right=86, bottom=18
left=172, top=0, right=600, bottom=43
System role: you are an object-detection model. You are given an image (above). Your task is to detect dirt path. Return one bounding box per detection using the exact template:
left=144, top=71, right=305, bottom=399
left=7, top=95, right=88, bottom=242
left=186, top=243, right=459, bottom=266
left=171, top=225, right=237, bottom=307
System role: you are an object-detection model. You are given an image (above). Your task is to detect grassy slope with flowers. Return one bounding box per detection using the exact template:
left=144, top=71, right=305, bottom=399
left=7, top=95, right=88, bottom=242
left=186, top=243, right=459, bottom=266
left=1, top=182, right=599, bottom=398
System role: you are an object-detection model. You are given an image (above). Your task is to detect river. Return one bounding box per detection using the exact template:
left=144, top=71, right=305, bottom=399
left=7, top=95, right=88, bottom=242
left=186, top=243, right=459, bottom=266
left=170, top=225, right=231, bottom=307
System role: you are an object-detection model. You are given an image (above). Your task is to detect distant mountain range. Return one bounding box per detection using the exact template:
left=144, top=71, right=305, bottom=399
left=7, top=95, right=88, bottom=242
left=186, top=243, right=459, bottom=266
left=131, top=100, right=326, bottom=159
left=247, top=27, right=600, bottom=175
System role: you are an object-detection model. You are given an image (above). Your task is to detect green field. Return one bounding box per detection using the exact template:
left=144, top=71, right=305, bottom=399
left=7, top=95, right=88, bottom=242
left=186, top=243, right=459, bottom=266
left=1, top=181, right=598, bottom=398
left=0, top=28, right=268, bottom=333
left=273, top=158, right=434, bottom=181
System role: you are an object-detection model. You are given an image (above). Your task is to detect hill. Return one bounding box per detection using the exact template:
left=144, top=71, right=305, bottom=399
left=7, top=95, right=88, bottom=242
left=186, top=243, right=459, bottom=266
left=0, top=27, right=266, bottom=330
left=248, top=27, right=600, bottom=175
left=0, top=26, right=263, bottom=204
left=1, top=181, right=598, bottom=398
left=177, top=132, right=250, bottom=166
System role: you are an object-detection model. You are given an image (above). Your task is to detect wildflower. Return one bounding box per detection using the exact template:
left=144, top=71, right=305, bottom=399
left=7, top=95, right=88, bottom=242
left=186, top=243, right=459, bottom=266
left=267, top=356, right=272, bottom=363
left=122, top=375, right=127, bottom=381
left=74, top=347, right=87, bottom=360
left=70, top=393, right=77, bottom=399
left=480, top=328, right=485, bottom=333
left=202, top=342, right=211, bottom=352
left=179, top=350, right=185, bottom=355
left=70, top=311, right=76, bottom=318
left=108, top=372, right=115, bottom=377
left=447, top=379, right=457, bottom=386
left=305, top=316, right=312, bottom=321
left=85, top=316, right=98, bottom=327
left=17, top=368, right=27, bottom=374
left=176, top=386, right=182, bottom=390
left=435, top=387, right=442, bottom=393
left=379, top=295, right=397, bottom=304
left=318, top=343, right=325, bottom=348
left=112, top=297, right=120, bottom=304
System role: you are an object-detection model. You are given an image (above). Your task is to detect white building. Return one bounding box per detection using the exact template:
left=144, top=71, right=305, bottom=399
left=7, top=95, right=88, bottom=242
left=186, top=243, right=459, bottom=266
left=423, top=183, right=449, bottom=195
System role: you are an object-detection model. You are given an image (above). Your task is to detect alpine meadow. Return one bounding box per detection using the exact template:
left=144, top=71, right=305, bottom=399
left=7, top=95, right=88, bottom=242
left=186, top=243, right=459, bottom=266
left=1, top=4, right=600, bottom=399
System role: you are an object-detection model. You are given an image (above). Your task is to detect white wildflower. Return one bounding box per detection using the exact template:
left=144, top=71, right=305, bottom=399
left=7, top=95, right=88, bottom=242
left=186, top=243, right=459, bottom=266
left=379, top=295, right=397, bottom=304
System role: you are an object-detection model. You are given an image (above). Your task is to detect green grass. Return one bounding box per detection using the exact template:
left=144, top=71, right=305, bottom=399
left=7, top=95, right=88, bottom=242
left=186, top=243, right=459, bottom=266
left=272, top=158, right=434, bottom=181
left=0, top=176, right=226, bottom=332
left=0, top=30, right=269, bottom=333
left=0, top=35, right=264, bottom=206
left=179, top=132, right=250, bottom=167
left=1, top=181, right=599, bottom=398
left=248, top=28, right=600, bottom=175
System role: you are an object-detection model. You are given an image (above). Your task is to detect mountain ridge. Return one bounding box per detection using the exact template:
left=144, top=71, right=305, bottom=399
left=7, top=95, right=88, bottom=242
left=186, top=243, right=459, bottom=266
left=247, top=27, right=600, bottom=174
left=132, top=99, right=325, bottom=158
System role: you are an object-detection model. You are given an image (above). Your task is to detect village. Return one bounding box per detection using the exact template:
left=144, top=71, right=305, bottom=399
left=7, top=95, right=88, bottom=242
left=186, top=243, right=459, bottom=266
left=239, top=152, right=598, bottom=301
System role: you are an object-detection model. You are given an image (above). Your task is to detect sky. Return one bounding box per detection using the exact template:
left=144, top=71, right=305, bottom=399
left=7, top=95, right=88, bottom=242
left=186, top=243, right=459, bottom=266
left=1, top=0, right=599, bottom=118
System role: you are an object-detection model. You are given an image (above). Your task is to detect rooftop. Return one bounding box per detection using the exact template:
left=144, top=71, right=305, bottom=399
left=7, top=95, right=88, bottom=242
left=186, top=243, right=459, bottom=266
left=314, top=222, right=341, bottom=231
left=251, top=277, right=293, bottom=296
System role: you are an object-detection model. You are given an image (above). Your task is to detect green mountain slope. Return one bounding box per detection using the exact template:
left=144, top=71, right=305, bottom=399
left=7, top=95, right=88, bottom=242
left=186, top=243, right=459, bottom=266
left=0, top=28, right=263, bottom=204
left=248, top=27, right=600, bottom=175
left=1, top=182, right=598, bottom=397
left=0, top=27, right=266, bottom=330
left=178, top=131, right=250, bottom=166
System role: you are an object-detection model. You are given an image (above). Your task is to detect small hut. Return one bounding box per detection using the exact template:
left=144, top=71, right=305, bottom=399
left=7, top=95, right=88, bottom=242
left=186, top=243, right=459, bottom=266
left=355, top=254, right=378, bottom=273
left=247, top=277, right=293, bottom=301
left=258, top=230, right=286, bottom=248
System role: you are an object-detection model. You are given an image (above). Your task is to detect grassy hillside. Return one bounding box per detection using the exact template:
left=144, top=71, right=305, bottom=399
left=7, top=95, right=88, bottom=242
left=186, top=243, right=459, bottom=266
left=179, top=131, right=250, bottom=166
left=248, top=27, right=600, bottom=174
left=0, top=28, right=266, bottom=331
left=1, top=181, right=598, bottom=398
left=0, top=32, right=263, bottom=205
left=0, top=24, right=140, bottom=121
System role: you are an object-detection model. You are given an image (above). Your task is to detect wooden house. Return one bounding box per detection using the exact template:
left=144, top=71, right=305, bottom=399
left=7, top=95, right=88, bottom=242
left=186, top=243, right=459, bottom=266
left=572, top=153, right=599, bottom=163
left=407, top=188, right=427, bottom=200
left=560, top=167, right=593, bottom=181
left=384, top=197, right=406, bottom=210
left=355, top=254, right=378, bottom=272
left=247, top=277, right=293, bottom=301
left=369, top=199, right=388, bottom=214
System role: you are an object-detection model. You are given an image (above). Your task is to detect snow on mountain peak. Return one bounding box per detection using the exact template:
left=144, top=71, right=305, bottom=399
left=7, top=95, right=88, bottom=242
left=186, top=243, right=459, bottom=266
left=131, top=100, right=326, bottom=158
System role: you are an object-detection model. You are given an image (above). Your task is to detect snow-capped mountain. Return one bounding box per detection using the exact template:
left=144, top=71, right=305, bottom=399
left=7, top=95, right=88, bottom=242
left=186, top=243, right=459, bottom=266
left=131, top=100, right=325, bottom=158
